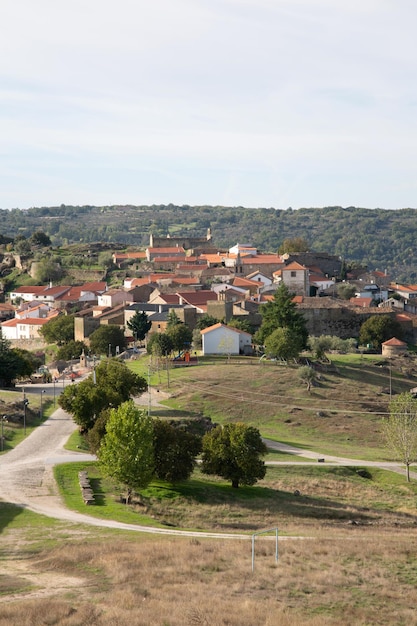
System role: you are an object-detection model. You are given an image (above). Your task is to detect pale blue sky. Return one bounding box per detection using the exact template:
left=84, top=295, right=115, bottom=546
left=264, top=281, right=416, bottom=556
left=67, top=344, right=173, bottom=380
left=1, top=0, right=417, bottom=210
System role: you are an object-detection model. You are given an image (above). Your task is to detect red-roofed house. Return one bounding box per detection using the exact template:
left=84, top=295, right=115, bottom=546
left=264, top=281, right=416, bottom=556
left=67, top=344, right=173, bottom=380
left=280, top=262, right=310, bottom=296
left=146, top=247, right=186, bottom=262
left=350, top=297, right=373, bottom=308
left=382, top=337, right=407, bottom=357
left=176, top=290, right=218, bottom=313
left=1, top=313, right=59, bottom=340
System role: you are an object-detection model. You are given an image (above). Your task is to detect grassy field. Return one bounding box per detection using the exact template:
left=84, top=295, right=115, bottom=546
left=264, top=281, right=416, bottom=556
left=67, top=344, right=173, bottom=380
left=129, top=352, right=413, bottom=460
left=53, top=459, right=417, bottom=536
left=1, top=505, right=417, bottom=625
left=2, top=353, right=417, bottom=624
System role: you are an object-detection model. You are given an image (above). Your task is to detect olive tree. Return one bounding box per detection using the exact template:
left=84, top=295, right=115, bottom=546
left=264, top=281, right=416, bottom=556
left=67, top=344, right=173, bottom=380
left=382, top=392, right=417, bottom=482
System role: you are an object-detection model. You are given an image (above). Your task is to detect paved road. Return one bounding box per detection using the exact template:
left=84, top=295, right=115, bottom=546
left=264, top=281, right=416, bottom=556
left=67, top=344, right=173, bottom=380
left=0, top=405, right=413, bottom=535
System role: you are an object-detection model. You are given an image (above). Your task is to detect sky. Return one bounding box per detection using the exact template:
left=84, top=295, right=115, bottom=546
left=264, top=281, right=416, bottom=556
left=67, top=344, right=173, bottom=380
left=1, top=0, right=417, bottom=211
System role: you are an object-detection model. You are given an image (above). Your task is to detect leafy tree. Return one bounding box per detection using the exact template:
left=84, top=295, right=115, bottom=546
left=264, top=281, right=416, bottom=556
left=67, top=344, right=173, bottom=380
left=264, top=327, right=303, bottom=361
left=166, top=323, right=193, bottom=354
left=147, top=332, right=173, bottom=356
left=153, top=420, right=202, bottom=482
left=127, top=311, right=151, bottom=343
left=336, top=283, right=357, bottom=300
left=34, top=258, right=64, bottom=283
left=308, top=335, right=333, bottom=360
left=227, top=317, right=255, bottom=335
left=308, top=335, right=357, bottom=358
left=195, top=314, right=220, bottom=331
left=383, top=392, right=417, bottom=482
left=39, top=315, right=74, bottom=346
left=201, top=423, right=267, bottom=488
left=359, top=315, right=404, bottom=351
left=98, top=251, right=114, bottom=269
left=192, top=327, right=203, bottom=350
left=56, top=340, right=88, bottom=361
left=166, top=310, right=181, bottom=328
left=11, top=348, right=43, bottom=380
left=256, top=282, right=308, bottom=348
left=89, top=324, right=127, bottom=356
left=30, top=231, right=51, bottom=247
left=59, top=359, right=147, bottom=432
left=298, top=365, right=317, bottom=392
left=278, top=237, right=309, bottom=254
left=14, top=237, right=31, bottom=254
left=99, top=401, right=155, bottom=503
left=0, top=330, right=39, bottom=386
left=86, top=410, right=110, bottom=454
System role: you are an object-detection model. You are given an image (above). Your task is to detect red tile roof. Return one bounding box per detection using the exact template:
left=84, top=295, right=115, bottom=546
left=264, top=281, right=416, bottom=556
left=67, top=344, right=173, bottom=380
left=283, top=261, right=307, bottom=271
left=382, top=337, right=407, bottom=346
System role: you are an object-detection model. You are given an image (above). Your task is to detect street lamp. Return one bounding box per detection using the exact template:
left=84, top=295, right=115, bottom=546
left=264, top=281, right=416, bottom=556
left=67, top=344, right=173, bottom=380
left=108, top=343, right=112, bottom=358
left=23, top=399, right=29, bottom=435
left=40, top=389, right=46, bottom=419
left=1, top=415, right=7, bottom=452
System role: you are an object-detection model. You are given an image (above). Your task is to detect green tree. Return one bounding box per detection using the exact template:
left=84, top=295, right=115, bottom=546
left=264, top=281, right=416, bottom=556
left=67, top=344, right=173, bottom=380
left=359, top=315, right=404, bottom=351
left=278, top=237, right=309, bottom=254
left=256, top=282, right=308, bottom=348
left=166, top=323, right=193, bottom=354
left=383, top=392, right=417, bottom=482
left=0, top=331, right=38, bottom=386
left=39, top=315, right=74, bottom=345
left=147, top=333, right=173, bottom=356
left=166, top=310, right=181, bottom=328
left=308, top=335, right=333, bottom=360
left=336, top=283, right=357, bottom=300
left=127, top=311, right=151, bottom=343
left=30, top=231, right=51, bottom=247
left=153, top=420, right=202, bottom=482
left=264, top=327, right=303, bottom=361
left=195, top=314, right=220, bottom=331
left=34, top=258, right=64, bottom=283
left=59, top=359, right=147, bottom=432
left=14, top=236, right=31, bottom=254
left=99, top=401, right=155, bottom=503
left=298, top=365, right=317, bottom=393
left=227, top=317, right=255, bottom=335
left=89, top=324, right=127, bottom=356
left=201, top=423, right=267, bottom=488
left=11, top=348, right=43, bottom=380
left=56, top=340, right=88, bottom=361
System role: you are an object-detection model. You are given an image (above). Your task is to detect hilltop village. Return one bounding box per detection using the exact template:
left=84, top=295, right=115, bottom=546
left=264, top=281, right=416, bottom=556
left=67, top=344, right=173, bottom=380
left=1, top=229, right=417, bottom=353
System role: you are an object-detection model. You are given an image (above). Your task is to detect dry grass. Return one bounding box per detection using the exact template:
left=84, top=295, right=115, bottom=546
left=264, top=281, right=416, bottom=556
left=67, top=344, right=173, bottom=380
left=158, top=356, right=415, bottom=459
left=1, top=527, right=417, bottom=625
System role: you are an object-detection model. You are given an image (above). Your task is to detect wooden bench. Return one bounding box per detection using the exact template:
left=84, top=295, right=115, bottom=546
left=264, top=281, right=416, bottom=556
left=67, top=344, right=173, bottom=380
left=78, top=470, right=95, bottom=505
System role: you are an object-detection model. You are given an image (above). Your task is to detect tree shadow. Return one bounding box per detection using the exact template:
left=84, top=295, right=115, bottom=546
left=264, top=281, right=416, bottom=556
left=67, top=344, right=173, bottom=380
left=88, top=477, right=107, bottom=506
left=0, top=502, right=25, bottom=534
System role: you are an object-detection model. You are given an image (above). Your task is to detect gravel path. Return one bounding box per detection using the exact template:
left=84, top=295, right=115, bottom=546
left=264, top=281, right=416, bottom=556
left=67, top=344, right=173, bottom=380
left=1, top=404, right=413, bottom=535
left=0, top=408, right=247, bottom=538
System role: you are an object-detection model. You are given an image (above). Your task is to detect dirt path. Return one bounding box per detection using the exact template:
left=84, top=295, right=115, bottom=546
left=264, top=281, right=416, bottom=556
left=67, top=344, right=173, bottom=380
left=1, top=401, right=413, bottom=535
left=0, top=406, right=246, bottom=538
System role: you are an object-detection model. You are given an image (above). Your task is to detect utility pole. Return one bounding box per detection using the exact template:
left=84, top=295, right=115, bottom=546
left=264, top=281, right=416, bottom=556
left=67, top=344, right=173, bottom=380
left=148, top=364, right=151, bottom=416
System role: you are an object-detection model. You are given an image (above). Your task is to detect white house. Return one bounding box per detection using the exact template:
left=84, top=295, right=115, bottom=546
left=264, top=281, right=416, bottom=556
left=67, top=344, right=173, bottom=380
left=0, top=316, right=57, bottom=340
left=200, top=323, right=252, bottom=356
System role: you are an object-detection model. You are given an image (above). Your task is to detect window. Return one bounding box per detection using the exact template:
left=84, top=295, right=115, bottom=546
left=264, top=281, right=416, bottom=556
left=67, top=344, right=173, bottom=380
left=291, top=271, right=296, bottom=278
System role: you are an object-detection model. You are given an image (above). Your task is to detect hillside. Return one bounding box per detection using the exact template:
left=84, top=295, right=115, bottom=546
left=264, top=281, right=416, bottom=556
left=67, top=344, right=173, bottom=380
left=132, top=353, right=417, bottom=462
left=1, top=204, right=417, bottom=281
